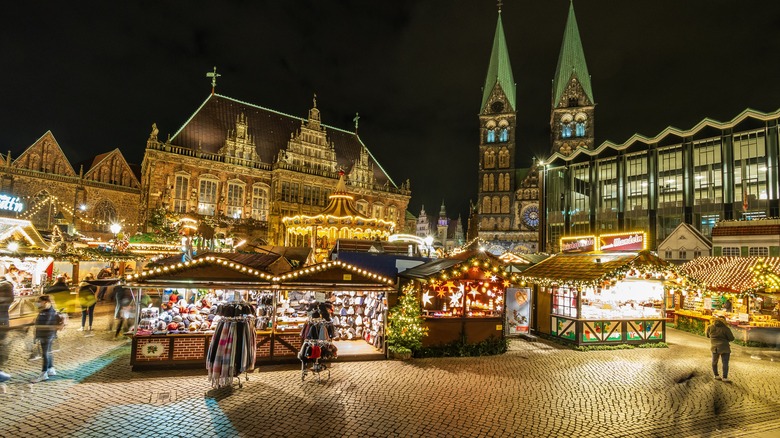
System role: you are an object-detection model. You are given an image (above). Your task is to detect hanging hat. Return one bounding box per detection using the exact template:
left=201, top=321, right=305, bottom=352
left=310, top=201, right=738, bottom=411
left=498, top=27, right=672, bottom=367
left=347, top=306, right=355, bottom=315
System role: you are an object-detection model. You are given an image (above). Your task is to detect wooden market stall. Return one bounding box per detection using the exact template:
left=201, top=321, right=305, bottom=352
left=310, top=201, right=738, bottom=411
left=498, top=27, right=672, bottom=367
left=125, top=252, right=396, bottom=370
left=521, top=250, right=683, bottom=346
left=399, top=248, right=522, bottom=346
left=678, top=256, right=780, bottom=347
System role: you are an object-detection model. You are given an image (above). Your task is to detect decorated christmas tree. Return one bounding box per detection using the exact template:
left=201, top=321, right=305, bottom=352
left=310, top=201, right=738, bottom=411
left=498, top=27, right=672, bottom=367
left=386, top=285, right=429, bottom=356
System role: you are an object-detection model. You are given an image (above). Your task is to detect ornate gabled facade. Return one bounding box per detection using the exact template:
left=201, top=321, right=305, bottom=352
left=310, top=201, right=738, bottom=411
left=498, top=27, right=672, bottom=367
left=2, top=131, right=141, bottom=238
left=550, top=1, right=595, bottom=156
left=476, top=6, right=539, bottom=254
left=141, top=93, right=410, bottom=246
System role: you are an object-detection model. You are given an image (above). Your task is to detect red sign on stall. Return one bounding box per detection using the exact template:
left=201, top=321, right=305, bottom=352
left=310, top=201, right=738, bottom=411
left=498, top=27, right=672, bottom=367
left=599, top=232, right=646, bottom=252
left=560, top=236, right=596, bottom=253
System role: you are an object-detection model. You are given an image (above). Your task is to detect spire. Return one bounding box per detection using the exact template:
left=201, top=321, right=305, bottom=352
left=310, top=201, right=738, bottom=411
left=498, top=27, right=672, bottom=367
left=439, top=200, right=446, bottom=218
left=481, top=8, right=516, bottom=112
left=552, top=1, right=594, bottom=108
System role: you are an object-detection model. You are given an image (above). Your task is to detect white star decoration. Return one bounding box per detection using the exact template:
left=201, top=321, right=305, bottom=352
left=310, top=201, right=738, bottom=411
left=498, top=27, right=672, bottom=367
left=422, top=291, right=433, bottom=307
left=490, top=275, right=498, bottom=282
left=458, top=283, right=465, bottom=293
left=449, top=292, right=463, bottom=308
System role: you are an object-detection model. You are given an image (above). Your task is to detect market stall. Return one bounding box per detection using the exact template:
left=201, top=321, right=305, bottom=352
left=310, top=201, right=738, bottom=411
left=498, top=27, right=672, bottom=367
left=679, top=257, right=780, bottom=346
left=0, top=217, right=56, bottom=317
left=125, top=253, right=395, bottom=370
left=399, top=247, right=521, bottom=346
left=521, top=243, right=684, bottom=346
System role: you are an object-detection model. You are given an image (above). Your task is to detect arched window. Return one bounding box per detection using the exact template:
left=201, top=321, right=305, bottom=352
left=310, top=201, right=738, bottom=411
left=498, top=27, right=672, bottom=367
left=575, top=122, right=586, bottom=137
left=498, top=149, right=510, bottom=168
left=492, top=197, right=500, bottom=213
left=483, top=174, right=490, bottom=191
left=482, top=197, right=491, bottom=214
left=486, top=130, right=496, bottom=143
left=499, top=128, right=509, bottom=142
left=489, top=174, right=495, bottom=191
left=251, top=184, right=269, bottom=221
left=94, top=199, right=117, bottom=232
left=173, top=174, right=189, bottom=213
left=484, top=150, right=496, bottom=169
left=198, top=176, right=219, bottom=216
left=562, top=123, right=572, bottom=138
left=501, top=196, right=510, bottom=213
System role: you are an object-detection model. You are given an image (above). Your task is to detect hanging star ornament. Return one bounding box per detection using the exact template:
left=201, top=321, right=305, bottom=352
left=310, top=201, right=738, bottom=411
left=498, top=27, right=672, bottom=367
left=490, top=275, right=499, bottom=282
left=422, top=291, right=433, bottom=307
left=436, top=288, right=448, bottom=298
left=449, top=292, right=463, bottom=308
left=468, top=287, right=480, bottom=299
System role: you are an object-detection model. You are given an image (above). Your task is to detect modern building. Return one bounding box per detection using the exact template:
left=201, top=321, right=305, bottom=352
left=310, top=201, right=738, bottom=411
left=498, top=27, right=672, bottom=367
left=476, top=5, right=540, bottom=254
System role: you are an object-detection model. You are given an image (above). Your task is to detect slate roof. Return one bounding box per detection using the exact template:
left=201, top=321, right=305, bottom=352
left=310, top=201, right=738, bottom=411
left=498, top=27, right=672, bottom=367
left=552, top=1, right=594, bottom=107
left=711, top=223, right=780, bottom=237
left=170, top=94, right=395, bottom=187
left=482, top=11, right=516, bottom=111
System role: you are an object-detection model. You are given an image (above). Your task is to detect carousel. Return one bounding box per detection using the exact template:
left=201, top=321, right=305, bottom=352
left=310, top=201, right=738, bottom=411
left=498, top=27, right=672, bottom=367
left=282, top=172, right=395, bottom=262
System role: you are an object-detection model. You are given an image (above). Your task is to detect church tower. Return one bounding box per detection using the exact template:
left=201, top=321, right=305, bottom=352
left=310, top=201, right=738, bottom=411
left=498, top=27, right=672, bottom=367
left=478, top=5, right=517, bottom=239
left=550, top=1, right=595, bottom=156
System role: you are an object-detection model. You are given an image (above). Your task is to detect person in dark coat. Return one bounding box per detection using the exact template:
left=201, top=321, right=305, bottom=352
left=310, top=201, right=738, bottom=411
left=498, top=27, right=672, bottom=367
left=0, top=279, right=14, bottom=382
left=44, top=276, right=74, bottom=313
left=113, top=285, right=133, bottom=337
left=706, top=316, right=735, bottom=382
left=77, top=283, right=97, bottom=334
left=32, top=295, right=59, bottom=383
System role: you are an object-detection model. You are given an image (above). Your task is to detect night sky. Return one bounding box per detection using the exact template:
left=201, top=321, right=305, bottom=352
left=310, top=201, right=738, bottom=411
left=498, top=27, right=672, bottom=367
left=4, top=1, right=780, bottom=223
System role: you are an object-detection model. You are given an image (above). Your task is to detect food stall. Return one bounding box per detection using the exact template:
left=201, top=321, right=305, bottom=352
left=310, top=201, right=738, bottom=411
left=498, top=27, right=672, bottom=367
left=679, top=257, right=780, bottom=346
left=521, top=232, right=686, bottom=346
left=399, top=247, right=521, bottom=346
left=125, top=253, right=395, bottom=370
left=0, top=217, right=55, bottom=317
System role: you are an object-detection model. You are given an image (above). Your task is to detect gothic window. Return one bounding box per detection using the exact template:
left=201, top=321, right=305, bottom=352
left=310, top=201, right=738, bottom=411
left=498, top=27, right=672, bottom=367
left=482, top=174, right=489, bottom=192
left=198, top=177, right=219, bottom=216
left=173, top=174, right=189, bottom=213
left=122, top=171, right=131, bottom=186
left=251, top=184, right=269, bottom=221
left=482, top=197, right=491, bottom=214
left=499, top=128, right=509, bottom=143
left=498, top=149, right=510, bottom=168
left=226, top=182, right=245, bottom=218
left=497, top=174, right=504, bottom=192
left=486, top=130, right=496, bottom=143
left=501, top=196, right=510, bottom=213
left=100, top=166, right=110, bottom=183
left=372, top=203, right=384, bottom=219
left=491, top=196, right=500, bottom=213
left=489, top=174, right=495, bottom=191
left=575, top=122, right=586, bottom=137
left=503, top=218, right=510, bottom=230
left=94, top=199, right=117, bottom=232
left=484, top=150, right=496, bottom=169
left=29, top=154, right=40, bottom=171
left=562, top=123, right=572, bottom=138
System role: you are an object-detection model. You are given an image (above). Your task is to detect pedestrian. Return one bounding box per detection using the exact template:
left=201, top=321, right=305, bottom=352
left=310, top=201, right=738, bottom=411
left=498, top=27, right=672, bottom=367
left=97, top=267, right=113, bottom=279
left=77, top=282, right=97, bottom=334
left=113, top=285, right=133, bottom=337
left=44, top=275, right=73, bottom=313
left=32, top=295, right=59, bottom=383
left=706, top=316, right=735, bottom=382
left=0, top=279, right=14, bottom=382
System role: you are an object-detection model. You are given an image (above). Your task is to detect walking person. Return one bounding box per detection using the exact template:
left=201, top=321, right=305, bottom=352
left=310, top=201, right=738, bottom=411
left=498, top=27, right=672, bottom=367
left=113, top=285, right=132, bottom=338
left=32, top=295, right=59, bottom=383
left=77, top=283, right=97, bottom=334
left=706, top=316, right=735, bottom=382
left=0, top=279, right=14, bottom=382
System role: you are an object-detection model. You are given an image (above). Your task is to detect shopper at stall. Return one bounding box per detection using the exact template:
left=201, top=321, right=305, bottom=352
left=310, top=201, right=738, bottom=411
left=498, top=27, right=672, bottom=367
left=31, top=295, right=58, bottom=383
left=724, top=299, right=733, bottom=313
left=44, top=275, right=72, bottom=313
left=0, top=279, right=13, bottom=382
left=77, top=283, right=97, bottom=334
left=706, top=316, right=735, bottom=382
left=112, top=285, right=133, bottom=338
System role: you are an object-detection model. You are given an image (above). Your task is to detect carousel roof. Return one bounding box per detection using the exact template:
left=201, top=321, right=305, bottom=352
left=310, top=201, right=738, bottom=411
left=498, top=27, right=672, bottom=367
left=282, top=173, right=394, bottom=232
left=680, top=256, right=780, bottom=293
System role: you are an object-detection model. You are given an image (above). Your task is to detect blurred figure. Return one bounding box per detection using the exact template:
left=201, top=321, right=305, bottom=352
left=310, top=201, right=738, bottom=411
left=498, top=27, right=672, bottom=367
left=45, top=275, right=74, bottom=314
left=0, top=278, right=13, bottom=382
left=112, top=285, right=133, bottom=337
left=77, top=283, right=97, bottom=334
left=32, top=295, right=58, bottom=383
left=706, top=316, right=735, bottom=382
left=97, top=267, right=113, bottom=279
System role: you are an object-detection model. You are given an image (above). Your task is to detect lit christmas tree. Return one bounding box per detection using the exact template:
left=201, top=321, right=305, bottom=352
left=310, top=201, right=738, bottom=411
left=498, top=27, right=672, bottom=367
left=386, top=285, right=429, bottom=355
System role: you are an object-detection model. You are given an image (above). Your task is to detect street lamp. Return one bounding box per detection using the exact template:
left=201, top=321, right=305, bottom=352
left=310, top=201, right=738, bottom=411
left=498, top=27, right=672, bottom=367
left=110, top=223, right=122, bottom=235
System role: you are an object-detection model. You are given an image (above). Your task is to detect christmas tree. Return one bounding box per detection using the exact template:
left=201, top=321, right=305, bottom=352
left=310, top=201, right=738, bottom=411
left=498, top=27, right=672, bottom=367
left=386, top=285, right=429, bottom=355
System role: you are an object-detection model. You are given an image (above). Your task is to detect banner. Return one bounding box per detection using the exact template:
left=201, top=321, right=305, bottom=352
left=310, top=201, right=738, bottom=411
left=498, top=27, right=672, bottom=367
left=599, top=232, right=646, bottom=252
left=506, top=287, right=531, bottom=335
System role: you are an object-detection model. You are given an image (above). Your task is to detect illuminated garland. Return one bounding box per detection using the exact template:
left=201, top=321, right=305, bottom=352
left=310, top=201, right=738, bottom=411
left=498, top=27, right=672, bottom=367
left=681, top=256, right=780, bottom=294
left=128, top=256, right=274, bottom=281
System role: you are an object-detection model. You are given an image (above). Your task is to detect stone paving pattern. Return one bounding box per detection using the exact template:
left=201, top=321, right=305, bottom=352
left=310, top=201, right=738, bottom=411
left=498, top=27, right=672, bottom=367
left=0, top=303, right=778, bottom=438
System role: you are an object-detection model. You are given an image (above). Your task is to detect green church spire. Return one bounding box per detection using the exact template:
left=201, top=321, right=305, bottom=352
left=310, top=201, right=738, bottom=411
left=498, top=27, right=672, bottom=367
left=481, top=10, right=516, bottom=112
left=552, top=1, right=594, bottom=107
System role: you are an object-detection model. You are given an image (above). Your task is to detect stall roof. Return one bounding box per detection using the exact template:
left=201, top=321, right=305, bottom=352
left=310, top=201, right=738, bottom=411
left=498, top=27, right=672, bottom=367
left=399, top=249, right=503, bottom=280
left=680, top=256, right=780, bottom=294
left=520, top=251, right=670, bottom=282
left=334, top=239, right=416, bottom=256
left=276, top=260, right=395, bottom=291
left=147, top=251, right=302, bottom=275
left=0, top=217, right=49, bottom=250
left=125, top=255, right=274, bottom=289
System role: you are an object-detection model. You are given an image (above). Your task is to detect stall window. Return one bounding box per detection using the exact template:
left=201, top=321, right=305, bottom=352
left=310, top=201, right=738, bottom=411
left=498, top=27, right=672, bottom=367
left=722, top=247, right=740, bottom=256
left=749, top=247, right=768, bottom=256
left=551, top=286, right=578, bottom=318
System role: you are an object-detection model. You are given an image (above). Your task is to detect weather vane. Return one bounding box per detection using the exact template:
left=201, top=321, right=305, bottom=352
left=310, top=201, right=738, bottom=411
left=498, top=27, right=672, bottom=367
left=353, top=112, right=360, bottom=133
left=206, top=66, right=221, bottom=95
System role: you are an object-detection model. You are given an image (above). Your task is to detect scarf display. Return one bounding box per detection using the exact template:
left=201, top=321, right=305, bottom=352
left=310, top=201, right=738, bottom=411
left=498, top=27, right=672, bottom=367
left=206, top=302, right=257, bottom=388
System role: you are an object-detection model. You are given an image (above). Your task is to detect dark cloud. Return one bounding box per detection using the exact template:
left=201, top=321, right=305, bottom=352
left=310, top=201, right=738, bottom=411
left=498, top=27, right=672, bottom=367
left=2, top=0, right=780, bottom=223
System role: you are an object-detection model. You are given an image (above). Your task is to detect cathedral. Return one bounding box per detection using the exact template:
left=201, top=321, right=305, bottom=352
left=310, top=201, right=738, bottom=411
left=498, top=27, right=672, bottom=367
left=477, top=3, right=590, bottom=254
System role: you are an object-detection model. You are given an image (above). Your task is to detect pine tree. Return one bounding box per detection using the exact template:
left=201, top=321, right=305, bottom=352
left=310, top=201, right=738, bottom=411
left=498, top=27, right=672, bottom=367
left=386, top=286, right=429, bottom=353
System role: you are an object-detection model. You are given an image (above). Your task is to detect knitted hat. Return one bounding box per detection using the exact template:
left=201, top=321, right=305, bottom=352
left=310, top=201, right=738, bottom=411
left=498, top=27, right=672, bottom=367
left=173, top=316, right=183, bottom=323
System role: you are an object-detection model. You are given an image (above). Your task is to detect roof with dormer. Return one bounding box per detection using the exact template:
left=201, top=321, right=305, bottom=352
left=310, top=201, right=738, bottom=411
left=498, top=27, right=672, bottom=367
left=169, top=94, right=395, bottom=187
left=552, top=1, right=594, bottom=108
left=481, top=11, right=516, bottom=112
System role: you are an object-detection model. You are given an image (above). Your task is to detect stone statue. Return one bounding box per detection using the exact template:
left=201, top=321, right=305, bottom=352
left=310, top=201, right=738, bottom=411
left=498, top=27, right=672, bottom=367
left=150, top=123, right=159, bottom=141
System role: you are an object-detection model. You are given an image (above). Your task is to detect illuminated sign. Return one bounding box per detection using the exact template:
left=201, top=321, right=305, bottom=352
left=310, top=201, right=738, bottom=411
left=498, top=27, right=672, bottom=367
left=0, top=195, right=23, bottom=212
left=560, top=236, right=596, bottom=253
left=599, top=232, right=646, bottom=252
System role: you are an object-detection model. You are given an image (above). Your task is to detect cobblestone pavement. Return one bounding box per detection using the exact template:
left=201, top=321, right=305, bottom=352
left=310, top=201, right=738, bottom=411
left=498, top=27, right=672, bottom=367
left=0, top=306, right=778, bottom=438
